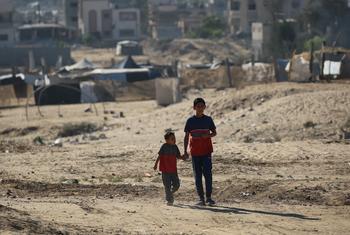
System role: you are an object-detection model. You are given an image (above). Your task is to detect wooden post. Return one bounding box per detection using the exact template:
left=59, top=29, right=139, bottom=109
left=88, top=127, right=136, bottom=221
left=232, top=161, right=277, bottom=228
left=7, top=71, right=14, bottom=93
left=309, top=42, right=314, bottom=82
left=320, top=41, right=327, bottom=81
left=225, top=58, right=233, bottom=87
left=287, top=50, right=296, bottom=81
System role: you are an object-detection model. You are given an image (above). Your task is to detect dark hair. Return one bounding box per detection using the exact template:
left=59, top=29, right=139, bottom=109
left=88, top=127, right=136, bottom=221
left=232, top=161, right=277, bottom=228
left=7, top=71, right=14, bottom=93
left=193, top=97, right=206, bottom=106
left=164, top=131, right=175, bottom=140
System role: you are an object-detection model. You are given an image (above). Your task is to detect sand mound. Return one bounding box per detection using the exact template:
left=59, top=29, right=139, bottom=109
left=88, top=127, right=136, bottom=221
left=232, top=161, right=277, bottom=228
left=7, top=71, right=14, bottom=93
left=143, top=38, right=251, bottom=64
left=149, top=83, right=350, bottom=143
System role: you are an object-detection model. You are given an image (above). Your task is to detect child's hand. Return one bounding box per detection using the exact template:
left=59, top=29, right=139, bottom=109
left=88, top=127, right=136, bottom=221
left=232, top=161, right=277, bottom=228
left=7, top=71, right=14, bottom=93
left=181, top=154, right=189, bottom=161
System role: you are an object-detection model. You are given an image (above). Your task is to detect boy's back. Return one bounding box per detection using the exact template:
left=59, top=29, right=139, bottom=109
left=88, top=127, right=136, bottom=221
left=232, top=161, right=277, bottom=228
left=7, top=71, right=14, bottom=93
left=158, top=143, right=180, bottom=173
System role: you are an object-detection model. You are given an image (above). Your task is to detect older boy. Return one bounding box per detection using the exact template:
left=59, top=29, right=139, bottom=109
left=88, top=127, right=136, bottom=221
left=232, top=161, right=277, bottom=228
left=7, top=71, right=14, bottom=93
left=154, top=132, right=182, bottom=205
left=184, top=98, right=217, bottom=206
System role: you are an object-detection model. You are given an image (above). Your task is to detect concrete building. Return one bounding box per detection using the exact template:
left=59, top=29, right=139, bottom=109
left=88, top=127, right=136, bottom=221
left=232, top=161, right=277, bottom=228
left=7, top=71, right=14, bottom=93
left=78, top=0, right=141, bottom=41
left=252, top=22, right=273, bottom=61
left=63, top=0, right=79, bottom=30
left=148, top=0, right=182, bottom=40
left=208, top=0, right=228, bottom=18
left=112, top=9, right=140, bottom=40
left=18, top=23, right=75, bottom=43
left=228, top=0, right=309, bottom=35
left=0, top=0, right=16, bottom=46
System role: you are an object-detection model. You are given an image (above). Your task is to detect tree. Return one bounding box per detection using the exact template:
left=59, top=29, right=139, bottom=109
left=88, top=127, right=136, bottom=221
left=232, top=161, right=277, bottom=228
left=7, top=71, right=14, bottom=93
left=187, top=16, right=226, bottom=38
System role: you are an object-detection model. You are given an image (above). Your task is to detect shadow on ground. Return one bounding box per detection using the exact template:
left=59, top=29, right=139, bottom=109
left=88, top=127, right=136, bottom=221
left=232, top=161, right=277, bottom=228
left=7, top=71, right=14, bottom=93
left=174, top=203, right=320, bottom=221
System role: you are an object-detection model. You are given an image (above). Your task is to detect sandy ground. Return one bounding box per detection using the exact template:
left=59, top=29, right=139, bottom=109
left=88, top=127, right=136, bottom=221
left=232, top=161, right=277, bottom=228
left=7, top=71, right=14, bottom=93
left=0, top=82, right=350, bottom=234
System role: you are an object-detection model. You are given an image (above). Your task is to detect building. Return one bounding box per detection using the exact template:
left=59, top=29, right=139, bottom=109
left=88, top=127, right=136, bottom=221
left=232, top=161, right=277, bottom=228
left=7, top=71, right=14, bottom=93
left=148, top=0, right=182, bottom=40
left=0, top=0, right=16, bottom=46
left=178, top=7, right=208, bottom=36
left=252, top=22, right=273, bottom=61
left=63, top=0, right=79, bottom=30
left=78, top=0, right=141, bottom=41
left=208, top=0, right=228, bottom=18
left=228, top=0, right=310, bottom=35
left=18, top=23, right=75, bottom=43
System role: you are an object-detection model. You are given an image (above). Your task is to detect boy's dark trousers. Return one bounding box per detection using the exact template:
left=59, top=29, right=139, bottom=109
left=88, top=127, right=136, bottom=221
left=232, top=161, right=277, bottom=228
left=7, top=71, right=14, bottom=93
left=192, top=155, right=212, bottom=200
left=162, top=173, right=180, bottom=203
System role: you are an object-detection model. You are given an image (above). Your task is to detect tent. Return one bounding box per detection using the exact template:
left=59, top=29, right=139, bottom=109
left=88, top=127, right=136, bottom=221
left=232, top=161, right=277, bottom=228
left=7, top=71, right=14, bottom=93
left=59, top=58, right=97, bottom=73
left=114, top=55, right=140, bottom=69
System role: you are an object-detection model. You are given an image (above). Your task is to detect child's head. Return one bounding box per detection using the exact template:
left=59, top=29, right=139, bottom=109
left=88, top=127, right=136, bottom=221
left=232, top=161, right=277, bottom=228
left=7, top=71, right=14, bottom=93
left=193, top=97, right=206, bottom=115
left=164, top=131, right=176, bottom=145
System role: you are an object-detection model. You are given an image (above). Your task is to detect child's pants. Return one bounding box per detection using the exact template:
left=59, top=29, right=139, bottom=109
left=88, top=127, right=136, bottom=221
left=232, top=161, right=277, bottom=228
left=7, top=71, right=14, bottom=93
left=162, top=172, right=180, bottom=203
left=192, top=155, right=212, bottom=200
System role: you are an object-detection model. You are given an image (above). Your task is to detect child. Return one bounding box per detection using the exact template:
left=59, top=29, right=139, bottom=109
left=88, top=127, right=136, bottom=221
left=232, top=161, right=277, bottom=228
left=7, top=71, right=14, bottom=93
left=184, top=98, right=217, bottom=206
left=154, top=131, right=183, bottom=205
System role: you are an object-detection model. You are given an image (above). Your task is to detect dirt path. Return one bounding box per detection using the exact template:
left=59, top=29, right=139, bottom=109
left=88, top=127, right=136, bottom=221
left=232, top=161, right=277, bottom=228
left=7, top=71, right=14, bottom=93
left=1, top=83, right=350, bottom=234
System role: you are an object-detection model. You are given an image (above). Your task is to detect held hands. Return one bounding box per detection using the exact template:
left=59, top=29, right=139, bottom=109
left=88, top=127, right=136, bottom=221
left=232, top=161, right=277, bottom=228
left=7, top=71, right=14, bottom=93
left=182, top=153, right=190, bottom=161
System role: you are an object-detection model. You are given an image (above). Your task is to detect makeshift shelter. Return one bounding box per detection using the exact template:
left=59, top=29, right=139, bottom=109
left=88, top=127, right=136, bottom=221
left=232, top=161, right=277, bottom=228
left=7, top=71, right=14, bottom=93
left=114, top=55, right=140, bottom=69
left=31, top=75, right=81, bottom=105
left=59, top=58, right=97, bottom=72
left=241, top=62, right=275, bottom=83
left=276, top=59, right=289, bottom=82
left=285, top=53, right=312, bottom=82
left=116, top=41, right=143, bottom=56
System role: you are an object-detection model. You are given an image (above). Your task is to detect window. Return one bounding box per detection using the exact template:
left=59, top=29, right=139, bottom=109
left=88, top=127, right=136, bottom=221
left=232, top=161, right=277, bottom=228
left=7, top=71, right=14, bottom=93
left=71, top=16, right=78, bottom=22
left=70, top=2, right=78, bottom=7
left=0, top=34, right=9, bottom=41
left=119, top=29, right=135, bottom=37
left=248, top=0, right=256, bottom=10
left=291, top=0, right=300, bottom=9
left=119, top=12, right=137, bottom=21
left=103, top=31, right=112, bottom=37
left=103, top=12, right=111, bottom=19
left=231, top=0, right=240, bottom=11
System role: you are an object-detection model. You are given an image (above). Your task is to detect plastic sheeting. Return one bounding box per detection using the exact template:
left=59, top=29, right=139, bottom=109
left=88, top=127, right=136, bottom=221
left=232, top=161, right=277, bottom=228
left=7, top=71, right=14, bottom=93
left=323, top=60, right=342, bottom=76
left=285, top=54, right=311, bottom=82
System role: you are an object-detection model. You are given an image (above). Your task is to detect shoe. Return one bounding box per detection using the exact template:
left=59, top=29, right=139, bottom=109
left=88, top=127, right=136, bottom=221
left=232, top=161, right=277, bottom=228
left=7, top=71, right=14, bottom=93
left=195, top=200, right=205, bottom=206
left=167, top=201, right=174, bottom=206
left=206, top=198, right=216, bottom=206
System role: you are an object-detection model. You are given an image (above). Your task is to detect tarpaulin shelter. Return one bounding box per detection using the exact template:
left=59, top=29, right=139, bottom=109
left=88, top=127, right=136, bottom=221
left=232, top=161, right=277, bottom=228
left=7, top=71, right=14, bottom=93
left=59, top=58, right=97, bottom=73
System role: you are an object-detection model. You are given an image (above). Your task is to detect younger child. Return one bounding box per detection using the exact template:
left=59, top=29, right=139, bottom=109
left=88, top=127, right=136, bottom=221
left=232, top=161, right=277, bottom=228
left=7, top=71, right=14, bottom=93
left=154, top=132, right=183, bottom=205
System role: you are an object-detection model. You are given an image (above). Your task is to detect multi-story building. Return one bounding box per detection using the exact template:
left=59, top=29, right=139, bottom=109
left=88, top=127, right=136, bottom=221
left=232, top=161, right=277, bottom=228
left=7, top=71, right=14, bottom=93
left=228, top=0, right=310, bottom=60
left=148, top=0, right=182, bottom=40
left=228, top=0, right=309, bottom=35
left=0, top=0, right=16, bottom=46
left=63, top=0, right=79, bottom=30
left=78, top=0, right=141, bottom=41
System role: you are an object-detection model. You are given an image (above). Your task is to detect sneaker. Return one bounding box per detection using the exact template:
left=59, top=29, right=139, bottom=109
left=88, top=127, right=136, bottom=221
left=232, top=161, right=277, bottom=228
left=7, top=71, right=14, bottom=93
left=195, top=200, right=205, bottom=206
left=206, top=198, right=216, bottom=206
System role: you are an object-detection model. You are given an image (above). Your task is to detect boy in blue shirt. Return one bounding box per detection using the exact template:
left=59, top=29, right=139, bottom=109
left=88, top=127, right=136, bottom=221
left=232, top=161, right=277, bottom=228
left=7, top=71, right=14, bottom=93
left=184, top=98, right=217, bottom=206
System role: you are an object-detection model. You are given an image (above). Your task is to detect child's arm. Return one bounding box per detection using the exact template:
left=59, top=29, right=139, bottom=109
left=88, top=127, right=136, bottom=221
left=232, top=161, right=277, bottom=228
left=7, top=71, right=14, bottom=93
left=153, top=155, right=160, bottom=171
left=184, top=132, right=190, bottom=158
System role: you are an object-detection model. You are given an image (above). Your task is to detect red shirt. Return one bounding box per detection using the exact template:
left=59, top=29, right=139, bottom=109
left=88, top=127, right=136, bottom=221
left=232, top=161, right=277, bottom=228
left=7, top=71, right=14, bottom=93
left=158, top=144, right=181, bottom=173
left=184, top=115, right=216, bottom=157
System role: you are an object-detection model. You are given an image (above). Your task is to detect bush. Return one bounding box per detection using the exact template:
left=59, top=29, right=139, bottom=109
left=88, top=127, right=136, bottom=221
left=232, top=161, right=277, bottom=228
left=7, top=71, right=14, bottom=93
left=304, top=36, right=325, bottom=51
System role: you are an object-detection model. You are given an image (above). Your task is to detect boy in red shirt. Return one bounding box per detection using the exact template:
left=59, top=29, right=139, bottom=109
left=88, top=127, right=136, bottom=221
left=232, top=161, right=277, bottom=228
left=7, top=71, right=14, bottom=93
left=184, top=98, right=217, bottom=206
left=154, top=132, right=184, bottom=205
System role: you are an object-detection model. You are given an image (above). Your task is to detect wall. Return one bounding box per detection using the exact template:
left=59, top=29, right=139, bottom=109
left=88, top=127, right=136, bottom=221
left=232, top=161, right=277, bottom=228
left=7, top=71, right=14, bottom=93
left=79, top=0, right=109, bottom=35
left=0, top=0, right=13, bottom=13
left=0, top=47, right=71, bottom=67
left=64, top=0, right=79, bottom=29
left=0, top=28, right=16, bottom=46
left=112, top=8, right=141, bottom=40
